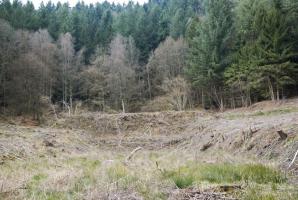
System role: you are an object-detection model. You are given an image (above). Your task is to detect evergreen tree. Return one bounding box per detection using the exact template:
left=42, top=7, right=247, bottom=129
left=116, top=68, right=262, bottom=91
left=225, top=0, right=298, bottom=102
left=187, top=0, right=235, bottom=109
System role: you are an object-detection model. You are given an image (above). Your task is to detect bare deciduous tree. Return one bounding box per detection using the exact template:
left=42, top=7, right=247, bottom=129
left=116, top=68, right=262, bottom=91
left=162, top=76, right=190, bottom=111
left=146, top=37, right=188, bottom=98
left=99, top=34, right=139, bottom=112
left=58, top=33, right=75, bottom=115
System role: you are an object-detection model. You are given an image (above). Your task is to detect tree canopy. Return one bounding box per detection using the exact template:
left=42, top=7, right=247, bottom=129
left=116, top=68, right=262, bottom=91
left=0, top=0, right=297, bottom=116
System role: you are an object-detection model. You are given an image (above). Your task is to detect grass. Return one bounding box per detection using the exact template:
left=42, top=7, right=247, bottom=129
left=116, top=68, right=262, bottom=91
left=0, top=151, right=293, bottom=200
left=106, top=162, right=139, bottom=190
left=21, top=157, right=103, bottom=200
left=243, top=188, right=277, bottom=200
left=252, top=107, right=298, bottom=116
left=1, top=108, right=297, bottom=200
left=107, top=163, right=129, bottom=181
left=241, top=185, right=298, bottom=200
left=226, top=107, right=298, bottom=119
left=162, top=163, right=286, bottom=188
left=137, top=183, right=167, bottom=200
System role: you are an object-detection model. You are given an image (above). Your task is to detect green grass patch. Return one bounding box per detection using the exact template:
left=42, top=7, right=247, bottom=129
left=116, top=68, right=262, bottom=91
left=66, top=157, right=101, bottom=169
left=69, top=158, right=101, bottom=193
left=106, top=162, right=138, bottom=189
left=162, top=163, right=286, bottom=188
left=107, top=163, right=129, bottom=181
left=162, top=167, right=195, bottom=188
left=26, top=173, right=49, bottom=198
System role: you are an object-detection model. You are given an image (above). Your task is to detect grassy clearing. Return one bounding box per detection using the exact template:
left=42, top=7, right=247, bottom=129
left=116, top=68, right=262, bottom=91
left=0, top=149, right=295, bottom=200
left=162, top=163, right=286, bottom=188
left=1, top=108, right=297, bottom=200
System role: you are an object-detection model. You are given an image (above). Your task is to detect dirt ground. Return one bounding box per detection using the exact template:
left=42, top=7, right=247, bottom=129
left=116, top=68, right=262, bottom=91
left=0, top=99, right=298, bottom=199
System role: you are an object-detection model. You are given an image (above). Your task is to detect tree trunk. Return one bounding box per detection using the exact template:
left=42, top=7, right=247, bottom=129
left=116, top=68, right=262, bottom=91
left=220, top=97, right=224, bottom=112
left=122, top=99, right=125, bottom=113
left=146, top=65, right=152, bottom=100
left=268, top=78, right=275, bottom=101
left=276, top=86, right=280, bottom=102
left=201, top=89, right=205, bottom=109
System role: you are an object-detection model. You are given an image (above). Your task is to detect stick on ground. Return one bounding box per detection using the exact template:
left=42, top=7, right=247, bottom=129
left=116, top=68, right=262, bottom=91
left=125, top=147, right=142, bottom=163
left=288, top=149, right=298, bottom=169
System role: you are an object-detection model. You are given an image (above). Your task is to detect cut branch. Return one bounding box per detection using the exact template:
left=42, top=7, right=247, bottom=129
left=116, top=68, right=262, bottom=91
left=125, top=147, right=142, bottom=163
left=288, top=149, right=298, bottom=169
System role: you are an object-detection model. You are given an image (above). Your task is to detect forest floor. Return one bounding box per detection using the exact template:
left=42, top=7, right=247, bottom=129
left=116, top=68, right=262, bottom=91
left=0, top=99, right=298, bottom=200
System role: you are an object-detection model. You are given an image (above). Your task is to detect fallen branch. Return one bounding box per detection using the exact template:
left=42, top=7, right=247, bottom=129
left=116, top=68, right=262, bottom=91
left=288, top=149, right=298, bottom=169
left=125, top=147, right=142, bottom=163
left=200, top=142, right=213, bottom=151
left=156, top=161, right=164, bottom=173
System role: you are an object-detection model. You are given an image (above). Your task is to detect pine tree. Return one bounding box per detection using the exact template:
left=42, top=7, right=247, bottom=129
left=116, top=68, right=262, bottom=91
left=226, top=0, right=298, bottom=102
left=187, top=0, right=235, bottom=110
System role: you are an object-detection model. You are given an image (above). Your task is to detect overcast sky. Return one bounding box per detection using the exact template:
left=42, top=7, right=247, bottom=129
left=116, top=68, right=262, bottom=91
left=20, top=0, right=148, bottom=8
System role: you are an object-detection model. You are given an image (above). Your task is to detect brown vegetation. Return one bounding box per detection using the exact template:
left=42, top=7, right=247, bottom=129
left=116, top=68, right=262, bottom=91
left=0, top=99, right=298, bottom=199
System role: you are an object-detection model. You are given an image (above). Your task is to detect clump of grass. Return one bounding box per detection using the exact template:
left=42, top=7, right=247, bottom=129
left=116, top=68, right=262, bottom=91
left=243, top=187, right=276, bottom=200
left=40, top=191, right=68, bottom=200
left=197, top=164, right=242, bottom=183
left=26, top=173, right=49, bottom=198
left=31, top=173, right=48, bottom=182
left=106, top=162, right=138, bottom=189
left=172, top=175, right=195, bottom=189
left=136, top=182, right=167, bottom=200
left=239, top=164, right=286, bottom=184
left=107, top=163, right=129, bottom=181
left=70, top=158, right=101, bottom=193
left=162, top=166, right=195, bottom=188
left=198, top=163, right=286, bottom=184
left=241, top=185, right=298, bottom=200
left=66, top=157, right=101, bottom=169
left=162, top=163, right=286, bottom=188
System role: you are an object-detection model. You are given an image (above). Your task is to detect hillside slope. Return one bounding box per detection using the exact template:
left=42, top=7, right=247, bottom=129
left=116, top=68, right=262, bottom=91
left=0, top=99, right=298, bottom=200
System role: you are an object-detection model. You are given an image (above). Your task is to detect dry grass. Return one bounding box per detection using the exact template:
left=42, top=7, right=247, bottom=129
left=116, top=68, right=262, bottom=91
left=1, top=100, right=298, bottom=199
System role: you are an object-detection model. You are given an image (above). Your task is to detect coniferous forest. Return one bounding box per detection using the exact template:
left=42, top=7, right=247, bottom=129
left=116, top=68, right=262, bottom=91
left=0, top=0, right=298, bottom=118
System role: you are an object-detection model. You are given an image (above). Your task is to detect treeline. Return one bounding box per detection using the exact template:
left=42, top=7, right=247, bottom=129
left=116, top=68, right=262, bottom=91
left=187, top=0, right=298, bottom=110
left=0, top=0, right=298, bottom=118
left=0, top=0, right=200, bottom=62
